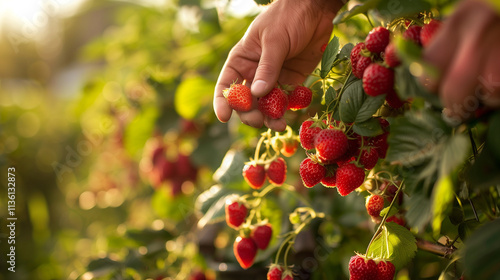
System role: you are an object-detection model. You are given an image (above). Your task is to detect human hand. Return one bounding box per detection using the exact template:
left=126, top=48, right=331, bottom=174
left=421, top=0, right=500, bottom=123
left=213, top=0, right=343, bottom=131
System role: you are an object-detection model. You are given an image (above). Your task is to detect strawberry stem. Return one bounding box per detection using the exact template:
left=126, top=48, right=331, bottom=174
left=274, top=232, right=295, bottom=264
left=365, top=179, right=405, bottom=255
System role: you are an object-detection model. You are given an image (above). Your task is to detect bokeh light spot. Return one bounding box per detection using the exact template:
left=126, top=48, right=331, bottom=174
left=79, top=191, right=96, bottom=210
left=17, top=112, right=40, bottom=138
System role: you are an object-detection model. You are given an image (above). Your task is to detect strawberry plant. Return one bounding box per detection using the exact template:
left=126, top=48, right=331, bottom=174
left=196, top=0, right=500, bottom=279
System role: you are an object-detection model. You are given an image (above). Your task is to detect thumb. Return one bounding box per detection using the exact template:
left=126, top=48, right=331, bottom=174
left=251, top=40, right=288, bottom=97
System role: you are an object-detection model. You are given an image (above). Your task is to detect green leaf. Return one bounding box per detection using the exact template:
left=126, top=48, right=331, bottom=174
left=124, top=106, right=158, bottom=157
left=339, top=80, right=365, bottom=123
left=440, top=134, right=468, bottom=176
left=431, top=175, right=455, bottom=237
left=366, top=222, right=417, bottom=270
left=320, top=36, right=340, bottom=79
left=464, top=218, right=500, bottom=280
left=333, top=0, right=381, bottom=24
left=379, top=205, right=399, bottom=218
left=125, top=229, right=173, bottom=245
left=338, top=43, right=354, bottom=61
left=191, top=122, right=230, bottom=171
left=333, top=0, right=431, bottom=24
left=195, top=184, right=227, bottom=215
left=212, top=149, right=246, bottom=185
left=458, top=219, right=481, bottom=242
left=375, top=0, right=432, bottom=22
left=87, top=257, right=121, bottom=272
left=355, top=94, right=386, bottom=123
left=448, top=207, right=464, bottom=226
left=151, top=188, right=192, bottom=222
left=197, top=193, right=234, bottom=228
left=253, top=0, right=272, bottom=5
left=324, top=86, right=337, bottom=108
left=353, top=118, right=383, bottom=137
left=405, top=193, right=432, bottom=231
left=174, top=76, right=215, bottom=120
left=386, top=110, right=449, bottom=166
left=394, top=63, right=441, bottom=108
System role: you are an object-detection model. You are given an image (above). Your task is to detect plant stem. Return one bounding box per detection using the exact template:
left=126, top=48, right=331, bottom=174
left=365, top=179, right=405, bottom=254
left=468, top=128, right=478, bottom=158
left=274, top=233, right=295, bottom=264
left=416, top=238, right=456, bottom=258
left=253, top=132, right=267, bottom=162
left=283, top=237, right=295, bottom=267
left=326, top=71, right=352, bottom=121
left=364, top=13, right=375, bottom=28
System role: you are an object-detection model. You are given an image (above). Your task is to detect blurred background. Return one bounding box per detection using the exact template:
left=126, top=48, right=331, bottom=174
left=0, top=0, right=264, bottom=279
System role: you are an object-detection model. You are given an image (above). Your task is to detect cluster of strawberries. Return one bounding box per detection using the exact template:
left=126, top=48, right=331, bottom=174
left=141, top=137, right=198, bottom=196
left=224, top=196, right=273, bottom=269
left=266, top=264, right=294, bottom=280
left=297, top=117, right=389, bottom=196
left=349, top=255, right=395, bottom=280
left=242, top=156, right=287, bottom=189
left=224, top=82, right=313, bottom=119
left=365, top=180, right=406, bottom=226
left=351, top=19, right=442, bottom=109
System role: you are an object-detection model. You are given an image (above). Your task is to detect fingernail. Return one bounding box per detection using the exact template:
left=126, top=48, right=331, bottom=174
left=251, top=80, right=268, bottom=97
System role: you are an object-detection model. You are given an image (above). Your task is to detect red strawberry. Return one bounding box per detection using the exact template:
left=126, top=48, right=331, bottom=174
left=366, top=194, right=385, bottom=217
left=288, top=85, right=312, bottom=111
left=267, top=264, right=283, bottom=280
left=281, top=138, right=298, bottom=157
left=384, top=42, right=400, bottom=68
left=421, top=19, right=442, bottom=47
left=349, top=255, right=378, bottom=280
left=369, top=132, right=389, bottom=159
left=354, top=55, right=372, bottom=79
left=299, top=119, right=322, bottom=150
left=189, top=270, right=207, bottom=280
left=359, top=147, right=379, bottom=170
left=380, top=181, right=403, bottom=205
left=225, top=198, right=247, bottom=229
left=321, top=43, right=328, bottom=53
left=403, top=25, right=422, bottom=45
left=234, top=236, right=258, bottom=269
left=258, top=87, right=289, bottom=119
left=243, top=163, right=267, bottom=189
left=299, top=158, right=326, bottom=188
left=379, top=118, right=390, bottom=132
left=351, top=42, right=366, bottom=76
left=385, top=89, right=405, bottom=109
left=151, top=145, right=166, bottom=165
left=282, top=270, right=294, bottom=280
left=154, top=157, right=175, bottom=184
left=170, top=178, right=184, bottom=197
left=377, top=260, right=396, bottom=280
left=321, top=165, right=337, bottom=187
left=223, top=83, right=253, bottom=112
left=387, top=215, right=406, bottom=227
left=336, top=134, right=362, bottom=165
left=314, top=129, right=349, bottom=162
left=336, top=163, right=365, bottom=196
left=177, top=153, right=197, bottom=181
left=251, top=223, right=273, bottom=250
left=365, top=27, right=390, bottom=54
left=362, top=63, right=395, bottom=97
left=267, top=157, right=287, bottom=186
